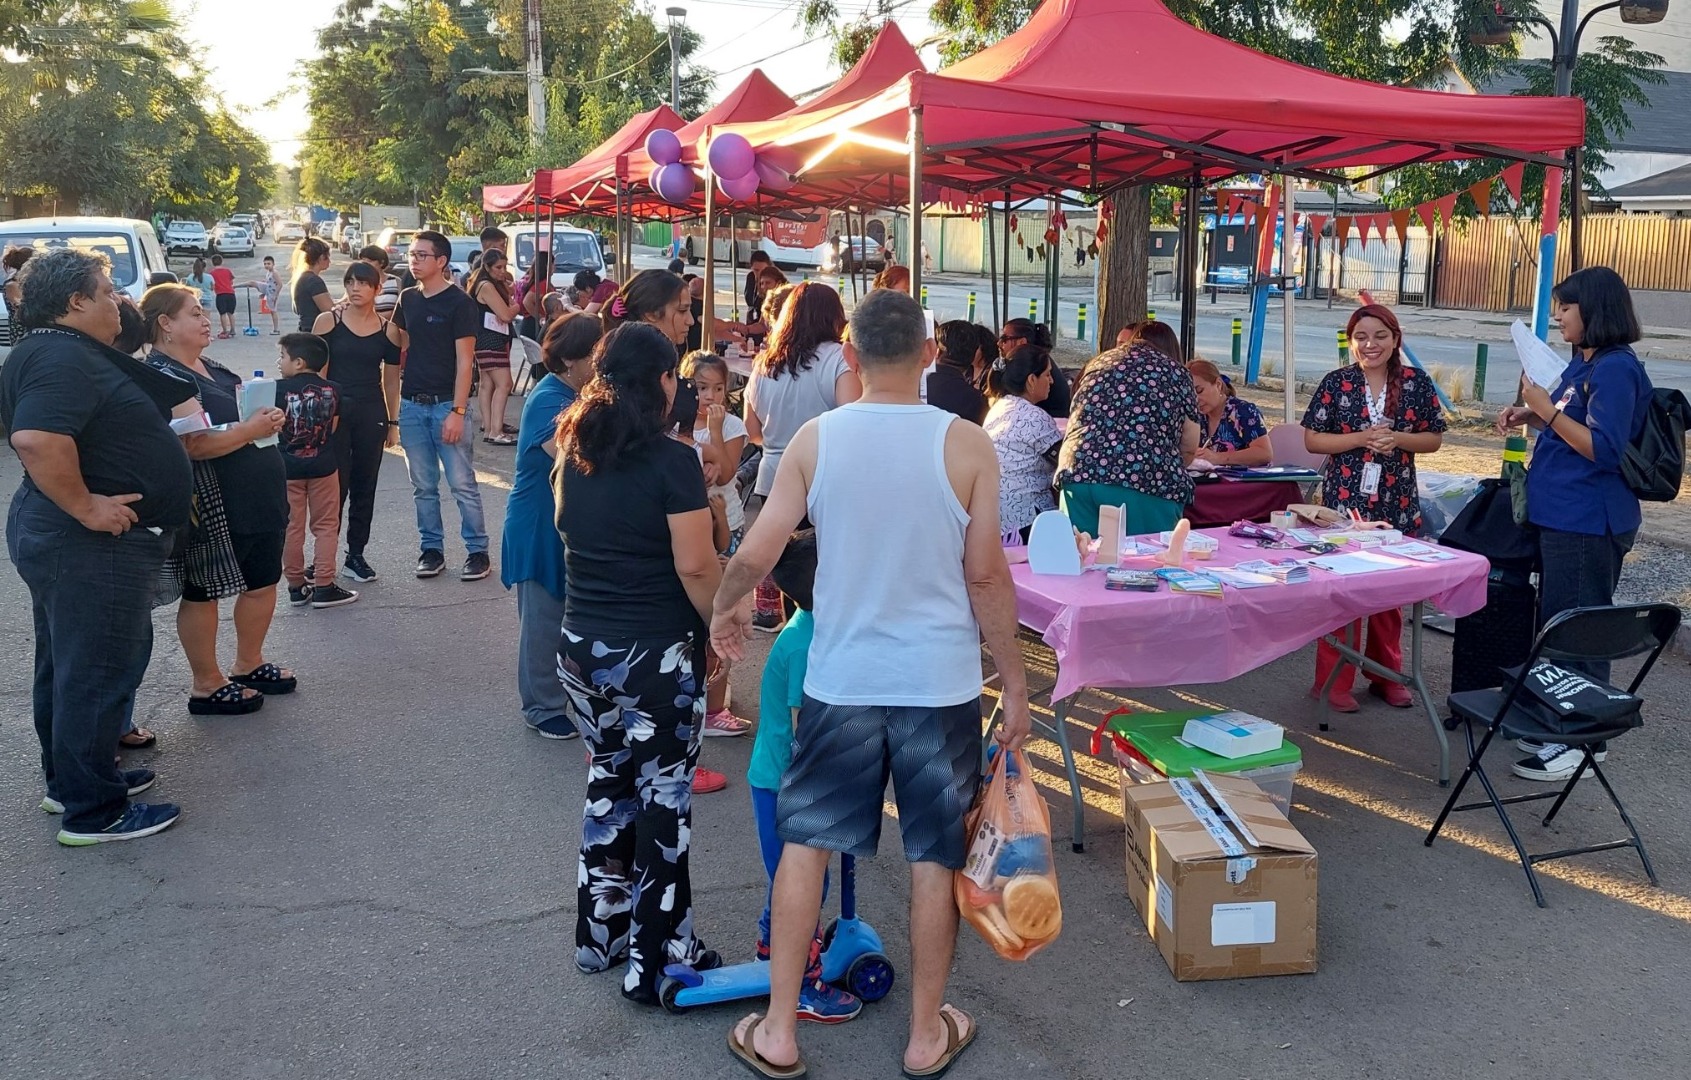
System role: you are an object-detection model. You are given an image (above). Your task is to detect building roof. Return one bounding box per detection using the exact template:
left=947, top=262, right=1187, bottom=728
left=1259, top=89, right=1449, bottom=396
left=1610, top=161, right=1691, bottom=198
left=1481, top=67, right=1691, bottom=154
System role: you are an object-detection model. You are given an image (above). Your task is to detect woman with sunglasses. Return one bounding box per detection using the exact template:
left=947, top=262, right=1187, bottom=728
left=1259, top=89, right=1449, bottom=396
left=999, top=318, right=1070, bottom=418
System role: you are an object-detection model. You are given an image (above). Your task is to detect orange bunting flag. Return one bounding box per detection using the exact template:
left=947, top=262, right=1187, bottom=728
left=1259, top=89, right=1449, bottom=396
left=1222, top=194, right=1240, bottom=220
left=1468, top=178, right=1494, bottom=216
left=1334, top=216, right=1351, bottom=244
left=1500, top=162, right=1526, bottom=204
left=1357, top=215, right=1374, bottom=248
left=1390, top=208, right=1413, bottom=244
left=1434, top=193, right=1459, bottom=231
left=1307, top=214, right=1328, bottom=237
left=1413, top=202, right=1437, bottom=232
left=1241, top=200, right=1257, bottom=229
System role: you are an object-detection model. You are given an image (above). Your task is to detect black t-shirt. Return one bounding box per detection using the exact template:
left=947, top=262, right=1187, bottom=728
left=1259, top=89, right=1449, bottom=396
left=555, top=435, right=709, bottom=640
left=0, top=327, right=195, bottom=529
left=1040, top=362, right=1072, bottom=420
left=148, top=353, right=289, bottom=535
left=926, top=364, right=987, bottom=425
left=393, top=284, right=479, bottom=399
left=322, top=313, right=400, bottom=401
left=293, top=271, right=328, bottom=332
left=686, top=296, right=704, bottom=353
left=275, top=373, right=342, bottom=480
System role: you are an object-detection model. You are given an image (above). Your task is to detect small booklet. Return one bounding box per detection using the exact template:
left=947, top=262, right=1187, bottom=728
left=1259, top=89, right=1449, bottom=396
left=170, top=410, right=213, bottom=436
left=1380, top=541, right=1460, bottom=563
left=1234, top=558, right=1310, bottom=584
left=1155, top=567, right=1224, bottom=597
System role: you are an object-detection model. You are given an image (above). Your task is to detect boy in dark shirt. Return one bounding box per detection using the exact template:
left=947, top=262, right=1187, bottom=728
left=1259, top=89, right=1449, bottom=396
left=275, top=333, right=357, bottom=608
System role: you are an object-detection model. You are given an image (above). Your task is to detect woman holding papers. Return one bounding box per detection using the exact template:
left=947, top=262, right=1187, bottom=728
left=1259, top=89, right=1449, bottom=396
left=1189, top=359, right=1272, bottom=466
left=1495, top=268, right=1652, bottom=778
left=1301, top=304, right=1446, bottom=713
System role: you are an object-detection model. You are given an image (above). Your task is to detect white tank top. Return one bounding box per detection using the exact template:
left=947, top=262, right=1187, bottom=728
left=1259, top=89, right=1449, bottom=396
left=803, top=403, right=982, bottom=707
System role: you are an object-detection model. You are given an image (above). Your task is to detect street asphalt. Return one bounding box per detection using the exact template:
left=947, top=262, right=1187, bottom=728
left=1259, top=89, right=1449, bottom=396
left=3, top=242, right=1690, bottom=1079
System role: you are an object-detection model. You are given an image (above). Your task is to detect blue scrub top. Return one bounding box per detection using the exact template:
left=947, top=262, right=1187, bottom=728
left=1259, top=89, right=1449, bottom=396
left=500, top=373, right=575, bottom=596
left=1525, top=344, right=1652, bottom=537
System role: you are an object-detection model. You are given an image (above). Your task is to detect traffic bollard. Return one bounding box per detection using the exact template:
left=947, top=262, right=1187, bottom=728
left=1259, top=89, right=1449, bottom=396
left=1028, top=297, right=1038, bottom=321
left=1230, top=318, right=1243, bottom=365
left=1474, top=342, right=1489, bottom=403
left=838, top=276, right=846, bottom=293
left=1337, top=329, right=1349, bottom=360
left=1077, top=302, right=1088, bottom=343
left=920, top=284, right=928, bottom=309
left=1147, top=309, right=1157, bottom=321
left=967, top=291, right=976, bottom=321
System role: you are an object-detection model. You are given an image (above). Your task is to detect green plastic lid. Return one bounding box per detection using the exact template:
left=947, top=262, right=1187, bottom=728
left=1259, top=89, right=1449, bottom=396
left=1105, top=709, right=1302, bottom=777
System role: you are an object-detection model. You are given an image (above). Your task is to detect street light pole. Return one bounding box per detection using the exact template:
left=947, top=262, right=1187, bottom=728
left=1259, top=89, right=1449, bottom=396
left=666, top=7, right=686, bottom=112
left=525, top=0, right=546, bottom=150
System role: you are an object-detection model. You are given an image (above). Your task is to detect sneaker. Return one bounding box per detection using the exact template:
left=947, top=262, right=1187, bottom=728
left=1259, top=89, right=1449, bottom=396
left=1368, top=681, right=1414, bottom=708
left=56, top=802, right=181, bottom=846
left=310, top=583, right=359, bottom=608
left=703, top=709, right=752, bottom=737
left=797, top=980, right=863, bottom=1024
left=692, top=766, right=728, bottom=794
left=416, top=549, right=446, bottom=578
left=344, top=554, right=378, bottom=582
left=1516, top=737, right=1608, bottom=761
left=288, top=584, right=313, bottom=606
left=1511, top=742, right=1607, bottom=782
left=752, top=611, right=783, bottom=634
left=42, top=769, right=156, bottom=814
left=527, top=715, right=580, bottom=741
left=303, top=565, right=315, bottom=584
left=461, top=552, right=492, bottom=581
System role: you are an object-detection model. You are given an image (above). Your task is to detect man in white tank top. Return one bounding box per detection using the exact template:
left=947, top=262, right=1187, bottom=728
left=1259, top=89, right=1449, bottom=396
left=711, top=289, right=1031, bottom=1078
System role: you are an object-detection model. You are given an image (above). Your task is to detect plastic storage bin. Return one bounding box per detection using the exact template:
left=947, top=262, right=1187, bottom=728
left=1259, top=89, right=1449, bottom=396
left=1095, top=709, right=1304, bottom=815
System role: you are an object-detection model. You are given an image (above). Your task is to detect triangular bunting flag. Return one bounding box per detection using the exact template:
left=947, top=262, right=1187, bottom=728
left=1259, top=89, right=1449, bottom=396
left=1468, top=178, right=1493, bottom=216
left=1242, top=201, right=1258, bottom=229
left=1413, top=202, right=1437, bottom=232
left=1390, top=208, right=1413, bottom=244
left=1357, top=215, right=1374, bottom=248
left=1434, top=193, right=1459, bottom=232
left=1500, top=162, right=1526, bottom=204
left=1307, top=214, right=1328, bottom=238
left=1334, top=216, right=1351, bottom=244
left=1222, top=194, right=1240, bottom=220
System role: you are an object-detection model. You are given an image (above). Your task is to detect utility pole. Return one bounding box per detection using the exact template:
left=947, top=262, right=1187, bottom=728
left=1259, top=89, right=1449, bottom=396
left=525, top=0, right=546, bottom=150
left=666, top=8, right=687, bottom=111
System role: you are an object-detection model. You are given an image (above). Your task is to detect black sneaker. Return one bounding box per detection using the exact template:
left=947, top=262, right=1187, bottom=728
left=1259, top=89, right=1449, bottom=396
left=527, top=716, right=580, bottom=741
left=416, top=549, right=446, bottom=578
left=462, top=552, right=492, bottom=581
left=1512, top=741, right=1607, bottom=782
left=41, top=768, right=156, bottom=814
left=57, top=802, right=181, bottom=846
left=303, top=565, right=315, bottom=585
left=344, top=554, right=378, bottom=582
left=288, top=584, right=313, bottom=606
left=310, top=583, right=360, bottom=608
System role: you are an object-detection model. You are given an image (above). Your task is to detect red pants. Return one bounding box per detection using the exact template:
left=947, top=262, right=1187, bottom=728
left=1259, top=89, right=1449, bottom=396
left=285, top=475, right=341, bottom=587
left=1313, top=608, right=1403, bottom=696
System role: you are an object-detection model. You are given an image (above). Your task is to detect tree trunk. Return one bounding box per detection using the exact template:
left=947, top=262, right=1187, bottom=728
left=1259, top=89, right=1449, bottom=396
left=1096, top=184, right=1151, bottom=348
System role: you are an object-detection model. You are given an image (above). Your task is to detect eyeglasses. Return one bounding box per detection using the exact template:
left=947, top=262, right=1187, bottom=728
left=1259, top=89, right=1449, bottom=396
left=408, top=250, right=444, bottom=261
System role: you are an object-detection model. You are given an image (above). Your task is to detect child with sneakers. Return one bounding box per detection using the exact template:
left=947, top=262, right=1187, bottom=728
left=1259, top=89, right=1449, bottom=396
left=243, top=255, right=283, bottom=335
left=746, top=530, right=861, bottom=1023
left=275, top=334, right=357, bottom=608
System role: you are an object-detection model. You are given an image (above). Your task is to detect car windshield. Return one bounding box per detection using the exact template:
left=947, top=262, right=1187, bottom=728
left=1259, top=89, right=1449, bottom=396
left=514, top=233, right=600, bottom=274
left=0, top=232, right=140, bottom=288
left=172, top=222, right=205, bottom=233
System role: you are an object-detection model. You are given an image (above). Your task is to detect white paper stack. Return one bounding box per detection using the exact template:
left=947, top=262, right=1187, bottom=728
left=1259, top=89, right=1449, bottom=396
left=1182, top=712, right=1285, bottom=760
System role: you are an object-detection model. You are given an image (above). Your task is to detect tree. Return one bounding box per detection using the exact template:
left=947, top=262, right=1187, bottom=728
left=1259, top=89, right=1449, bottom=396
left=797, top=0, right=902, bottom=70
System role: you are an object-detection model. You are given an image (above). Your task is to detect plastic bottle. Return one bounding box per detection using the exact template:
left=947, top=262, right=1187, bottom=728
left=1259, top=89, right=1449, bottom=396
left=241, top=369, right=278, bottom=448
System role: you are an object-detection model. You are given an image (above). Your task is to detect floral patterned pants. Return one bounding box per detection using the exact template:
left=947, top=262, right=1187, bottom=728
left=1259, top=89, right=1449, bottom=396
left=561, top=628, right=706, bottom=1001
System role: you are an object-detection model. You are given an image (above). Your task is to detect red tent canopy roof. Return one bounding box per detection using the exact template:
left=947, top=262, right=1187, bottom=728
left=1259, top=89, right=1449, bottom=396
left=717, top=0, right=1585, bottom=202
left=777, top=20, right=922, bottom=117
left=620, top=69, right=797, bottom=182
left=482, top=103, right=684, bottom=214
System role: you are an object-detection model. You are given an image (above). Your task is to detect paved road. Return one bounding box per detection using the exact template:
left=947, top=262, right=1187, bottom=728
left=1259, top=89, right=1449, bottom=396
left=7, top=241, right=1689, bottom=1079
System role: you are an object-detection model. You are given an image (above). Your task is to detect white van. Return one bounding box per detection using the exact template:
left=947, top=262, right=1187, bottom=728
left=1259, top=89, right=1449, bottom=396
left=499, top=223, right=607, bottom=289
left=0, top=216, right=172, bottom=356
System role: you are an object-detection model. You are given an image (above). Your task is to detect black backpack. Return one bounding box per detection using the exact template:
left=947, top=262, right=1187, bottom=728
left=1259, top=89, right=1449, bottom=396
left=1620, top=388, right=1691, bottom=502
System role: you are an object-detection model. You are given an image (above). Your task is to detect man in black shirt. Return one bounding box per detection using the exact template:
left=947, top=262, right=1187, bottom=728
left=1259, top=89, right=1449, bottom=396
left=0, top=250, right=195, bottom=845
left=384, top=230, right=492, bottom=581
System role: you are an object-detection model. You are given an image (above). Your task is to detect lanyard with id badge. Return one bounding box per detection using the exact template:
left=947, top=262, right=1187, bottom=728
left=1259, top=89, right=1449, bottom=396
left=1361, top=380, right=1388, bottom=497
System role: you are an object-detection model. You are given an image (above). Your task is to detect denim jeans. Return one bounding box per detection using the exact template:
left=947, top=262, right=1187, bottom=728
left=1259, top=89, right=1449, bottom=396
left=1538, top=526, right=1636, bottom=683
left=515, top=580, right=572, bottom=728
left=7, top=485, right=169, bottom=831
left=397, top=398, right=488, bottom=555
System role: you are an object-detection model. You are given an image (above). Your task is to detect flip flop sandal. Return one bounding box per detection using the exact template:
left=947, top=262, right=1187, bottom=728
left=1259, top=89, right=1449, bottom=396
left=188, top=682, right=264, bottom=716
left=728, top=1014, right=806, bottom=1079
left=229, top=662, right=297, bottom=695
left=901, top=1007, right=976, bottom=1080
left=119, top=728, right=157, bottom=748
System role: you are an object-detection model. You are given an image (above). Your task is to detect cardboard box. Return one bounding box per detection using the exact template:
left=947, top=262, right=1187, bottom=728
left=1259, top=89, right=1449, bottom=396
left=1122, top=771, right=1317, bottom=981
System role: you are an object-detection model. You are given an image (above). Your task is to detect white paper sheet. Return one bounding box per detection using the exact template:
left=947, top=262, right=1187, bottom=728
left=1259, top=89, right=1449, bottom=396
left=1511, top=319, right=1571, bottom=390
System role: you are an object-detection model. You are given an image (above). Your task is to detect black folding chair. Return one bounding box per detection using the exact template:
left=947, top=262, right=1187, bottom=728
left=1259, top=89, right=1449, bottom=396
left=1424, top=603, right=1681, bottom=907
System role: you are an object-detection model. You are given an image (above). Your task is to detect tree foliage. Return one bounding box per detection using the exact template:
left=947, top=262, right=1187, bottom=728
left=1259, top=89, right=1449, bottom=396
left=299, top=0, right=714, bottom=223
left=797, top=0, right=905, bottom=71
left=0, top=0, right=274, bottom=219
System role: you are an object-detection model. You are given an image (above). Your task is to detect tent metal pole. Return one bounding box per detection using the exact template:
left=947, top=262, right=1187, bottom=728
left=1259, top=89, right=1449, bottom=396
left=987, top=200, right=999, bottom=328
left=729, top=211, right=739, bottom=323
left=1001, top=189, right=1012, bottom=324
left=909, top=107, right=925, bottom=303
left=1179, top=174, right=1201, bottom=363
left=1281, top=172, right=1297, bottom=423
left=702, top=169, right=716, bottom=350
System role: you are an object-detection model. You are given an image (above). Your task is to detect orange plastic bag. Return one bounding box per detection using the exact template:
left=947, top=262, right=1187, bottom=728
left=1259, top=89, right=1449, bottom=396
left=955, top=749, right=1063, bottom=961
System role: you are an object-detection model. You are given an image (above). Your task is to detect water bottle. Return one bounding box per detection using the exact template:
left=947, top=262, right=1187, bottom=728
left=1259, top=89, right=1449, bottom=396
left=241, top=368, right=278, bottom=448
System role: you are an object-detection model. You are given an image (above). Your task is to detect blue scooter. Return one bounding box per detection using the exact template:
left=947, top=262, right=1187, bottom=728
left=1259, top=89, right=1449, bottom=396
left=657, top=854, right=894, bottom=1013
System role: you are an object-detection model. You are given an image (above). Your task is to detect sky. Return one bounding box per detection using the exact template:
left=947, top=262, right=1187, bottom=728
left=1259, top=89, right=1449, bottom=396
left=179, top=0, right=942, bottom=167
left=181, top=0, right=1691, bottom=168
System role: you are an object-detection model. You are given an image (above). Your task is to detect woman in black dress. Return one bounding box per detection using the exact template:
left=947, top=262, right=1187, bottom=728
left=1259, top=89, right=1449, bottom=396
left=290, top=237, right=333, bottom=333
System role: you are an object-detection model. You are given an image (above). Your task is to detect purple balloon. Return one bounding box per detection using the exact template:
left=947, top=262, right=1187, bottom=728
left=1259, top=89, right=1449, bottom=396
left=753, top=157, right=794, bottom=193
left=707, top=133, right=756, bottom=181
left=718, top=169, right=760, bottom=203
left=645, top=128, right=683, bottom=167
left=653, top=162, right=697, bottom=205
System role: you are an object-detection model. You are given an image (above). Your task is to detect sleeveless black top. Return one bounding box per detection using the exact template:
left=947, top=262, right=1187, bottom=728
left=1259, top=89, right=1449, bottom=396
left=322, top=311, right=399, bottom=400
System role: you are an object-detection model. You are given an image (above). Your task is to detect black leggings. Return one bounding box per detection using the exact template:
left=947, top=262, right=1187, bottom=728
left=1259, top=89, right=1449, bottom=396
left=338, top=392, right=388, bottom=557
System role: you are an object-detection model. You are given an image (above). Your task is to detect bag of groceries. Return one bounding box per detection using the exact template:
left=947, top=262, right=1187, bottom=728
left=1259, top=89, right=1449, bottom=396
left=955, top=749, right=1063, bottom=960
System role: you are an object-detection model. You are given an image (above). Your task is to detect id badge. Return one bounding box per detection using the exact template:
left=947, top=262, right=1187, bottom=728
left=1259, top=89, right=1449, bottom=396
left=1361, top=462, right=1382, bottom=496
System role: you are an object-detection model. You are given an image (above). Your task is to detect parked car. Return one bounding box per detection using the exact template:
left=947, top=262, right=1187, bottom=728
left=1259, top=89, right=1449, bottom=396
left=212, top=223, right=255, bottom=257
left=375, top=227, right=419, bottom=265
left=228, top=212, right=261, bottom=239
left=164, top=219, right=209, bottom=255
left=821, top=235, right=885, bottom=274
left=0, top=216, right=173, bottom=358
left=500, top=223, right=607, bottom=289
left=338, top=219, right=362, bottom=254
left=276, top=220, right=307, bottom=243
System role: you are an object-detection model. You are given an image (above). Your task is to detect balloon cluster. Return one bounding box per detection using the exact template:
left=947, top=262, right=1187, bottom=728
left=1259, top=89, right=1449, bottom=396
left=644, top=129, right=799, bottom=206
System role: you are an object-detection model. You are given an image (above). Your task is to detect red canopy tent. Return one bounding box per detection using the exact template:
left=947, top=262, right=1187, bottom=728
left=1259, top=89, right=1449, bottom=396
left=481, top=103, right=685, bottom=214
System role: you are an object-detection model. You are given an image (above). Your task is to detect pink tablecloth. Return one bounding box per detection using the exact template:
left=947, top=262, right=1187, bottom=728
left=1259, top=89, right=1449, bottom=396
left=1011, top=529, right=1491, bottom=701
